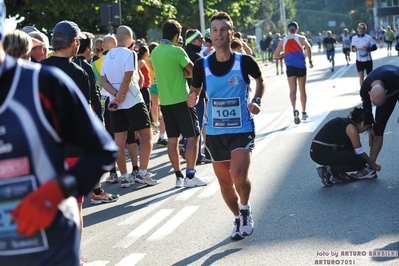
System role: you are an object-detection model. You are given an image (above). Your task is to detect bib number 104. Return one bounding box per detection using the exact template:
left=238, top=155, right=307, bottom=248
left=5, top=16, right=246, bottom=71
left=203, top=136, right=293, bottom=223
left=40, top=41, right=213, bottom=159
left=216, top=109, right=237, bottom=118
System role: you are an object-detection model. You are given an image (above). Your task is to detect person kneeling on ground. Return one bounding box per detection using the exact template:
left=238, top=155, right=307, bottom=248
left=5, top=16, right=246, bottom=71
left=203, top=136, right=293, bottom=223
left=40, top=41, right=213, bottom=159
left=310, top=107, right=381, bottom=186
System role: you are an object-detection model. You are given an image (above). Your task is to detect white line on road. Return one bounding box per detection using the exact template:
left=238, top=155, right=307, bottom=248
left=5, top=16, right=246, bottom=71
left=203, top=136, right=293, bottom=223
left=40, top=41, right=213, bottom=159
left=174, top=186, right=203, bottom=201
left=113, top=209, right=174, bottom=249
left=253, top=112, right=281, bottom=130
left=329, top=62, right=350, bottom=80
left=147, top=206, right=199, bottom=241
left=197, top=180, right=220, bottom=198
left=114, top=253, right=146, bottom=266
left=119, top=196, right=171, bottom=226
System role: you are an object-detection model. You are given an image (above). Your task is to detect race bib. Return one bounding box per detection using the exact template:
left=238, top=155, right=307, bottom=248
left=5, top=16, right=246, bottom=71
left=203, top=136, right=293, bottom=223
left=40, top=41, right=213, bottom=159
left=0, top=158, right=49, bottom=256
left=359, top=49, right=368, bottom=57
left=211, top=97, right=242, bottom=128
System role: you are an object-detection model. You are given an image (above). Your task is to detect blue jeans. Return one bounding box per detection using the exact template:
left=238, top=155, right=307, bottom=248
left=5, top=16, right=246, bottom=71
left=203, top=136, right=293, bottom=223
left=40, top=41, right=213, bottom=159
left=261, top=50, right=267, bottom=62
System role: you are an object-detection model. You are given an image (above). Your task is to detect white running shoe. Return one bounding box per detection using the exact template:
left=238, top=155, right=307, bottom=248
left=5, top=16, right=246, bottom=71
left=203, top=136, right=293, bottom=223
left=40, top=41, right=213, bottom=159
left=231, top=218, right=244, bottom=240
left=138, top=172, right=158, bottom=186
left=120, top=174, right=135, bottom=188
left=184, top=176, right=208, bottom=187
left=132, top=171, right=144, bottom=184
left=175, top=177, right=184, bottom=188
left=350, top=166, right=377, bottom=179
left=105, top=173, right=119, bottom=184
left=240, top=206, right=254, bottom=236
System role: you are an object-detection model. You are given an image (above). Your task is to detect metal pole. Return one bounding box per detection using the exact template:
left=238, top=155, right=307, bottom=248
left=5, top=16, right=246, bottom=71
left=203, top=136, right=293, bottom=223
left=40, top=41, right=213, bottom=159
left=108, top=4, right=112, bottom=35
left=199, top=0, right=206, bottom=34
left=282, top=0, right=287, bottom=32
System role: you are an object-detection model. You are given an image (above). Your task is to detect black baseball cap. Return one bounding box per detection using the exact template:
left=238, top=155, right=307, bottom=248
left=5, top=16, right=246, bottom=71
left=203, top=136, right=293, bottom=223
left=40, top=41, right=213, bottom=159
left=53, top=20, right=86, bottom=43
left=287, top=21, right=299, bottom=29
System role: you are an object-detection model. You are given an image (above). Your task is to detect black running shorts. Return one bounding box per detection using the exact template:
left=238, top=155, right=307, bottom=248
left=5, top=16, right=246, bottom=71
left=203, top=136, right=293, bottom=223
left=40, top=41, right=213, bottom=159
left=356, top=60, right=373, bottom=75
left=286, top=66, right=307, bottom=77
left=206, top=132, right=255, bottom=162
left=161, top=102, right=200, bottom=138
left=110, top=102, right=151, bottom=133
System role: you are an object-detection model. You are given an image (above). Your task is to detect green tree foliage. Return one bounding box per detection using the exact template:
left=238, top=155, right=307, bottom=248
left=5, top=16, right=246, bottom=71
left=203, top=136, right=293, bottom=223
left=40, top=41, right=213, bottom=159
left=4, top=0, right=265, bottom=39
left=293, top=0, right=373, bottom=34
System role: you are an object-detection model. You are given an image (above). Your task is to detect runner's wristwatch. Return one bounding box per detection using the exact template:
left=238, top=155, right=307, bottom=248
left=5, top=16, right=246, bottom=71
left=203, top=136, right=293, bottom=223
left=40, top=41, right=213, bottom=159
left=252, top=97, right=261, bottom=106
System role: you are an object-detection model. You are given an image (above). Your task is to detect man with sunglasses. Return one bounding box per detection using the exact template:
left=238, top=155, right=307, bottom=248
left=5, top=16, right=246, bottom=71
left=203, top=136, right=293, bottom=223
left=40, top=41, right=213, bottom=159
left=351, top=22, right=377, bottom=86
left=355, top=65, right=399, bottom=179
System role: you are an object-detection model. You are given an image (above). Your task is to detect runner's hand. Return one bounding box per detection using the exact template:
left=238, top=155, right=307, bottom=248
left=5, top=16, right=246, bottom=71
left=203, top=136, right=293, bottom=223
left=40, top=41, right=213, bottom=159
left=108, top=99, right=120, bottom=111
left=11, top=180, right=64, bottom=237
left=248, top=103, right=260, bottom=114
left=187, top=92, right=198, bottom=108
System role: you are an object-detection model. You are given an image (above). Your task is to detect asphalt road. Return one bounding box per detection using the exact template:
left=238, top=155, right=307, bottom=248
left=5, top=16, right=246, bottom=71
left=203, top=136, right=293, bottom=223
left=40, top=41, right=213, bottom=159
left=81, top=46, right=399, bottom=266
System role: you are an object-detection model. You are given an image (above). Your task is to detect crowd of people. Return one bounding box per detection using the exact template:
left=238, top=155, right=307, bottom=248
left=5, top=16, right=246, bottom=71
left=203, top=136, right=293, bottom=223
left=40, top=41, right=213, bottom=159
left=1, top=0, right=398, bottom=263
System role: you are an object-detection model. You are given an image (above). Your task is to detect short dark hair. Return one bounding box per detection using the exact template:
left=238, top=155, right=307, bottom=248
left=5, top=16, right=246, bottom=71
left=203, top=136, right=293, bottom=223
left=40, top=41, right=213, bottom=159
left=138, top=45, right=149, bottom=59
left=77, top=32, right=94, bottom=54
left=148, top=42, right=158, bottom=53
left=231, top=38, right=242, bottom=50
left=162, top=19, right=182, bottom=41
left=52, top=34, right=72, bottom=51
left=185, top=29, right=196, bottom=39
left=211, top=12, right=234, bottom=30
left=234, top=32, right=242, bottom=39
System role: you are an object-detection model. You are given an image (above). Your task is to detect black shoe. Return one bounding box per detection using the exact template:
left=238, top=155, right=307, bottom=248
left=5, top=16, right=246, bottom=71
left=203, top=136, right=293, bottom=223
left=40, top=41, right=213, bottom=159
left=293, top=109, right=301, bottom=125
left=157, top=138, right=168, bottom=147
left=331, top=173, right=357, bottom=183
left=317, top=166, right=333, bottom=186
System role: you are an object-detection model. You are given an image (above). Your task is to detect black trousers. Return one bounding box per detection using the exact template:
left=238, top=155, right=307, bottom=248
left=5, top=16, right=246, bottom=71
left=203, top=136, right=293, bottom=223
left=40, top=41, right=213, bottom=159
left=310, top=148, right=366, bottom=175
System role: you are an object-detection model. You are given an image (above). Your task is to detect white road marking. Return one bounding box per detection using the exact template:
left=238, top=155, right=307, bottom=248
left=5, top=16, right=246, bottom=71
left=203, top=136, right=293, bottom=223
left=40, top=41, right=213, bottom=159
left=175, top=186, right=202, bottom=201
left=253, top=112, right=281, bottom=130
left=114, top=253, right=146, bottom=266
left=113, top=209, right=174, bottom=248
left=119, top=196, right=170, bottom=226
left=147, top=206, right=199, bottom=240
left=197, top=180, right=220, bottom=198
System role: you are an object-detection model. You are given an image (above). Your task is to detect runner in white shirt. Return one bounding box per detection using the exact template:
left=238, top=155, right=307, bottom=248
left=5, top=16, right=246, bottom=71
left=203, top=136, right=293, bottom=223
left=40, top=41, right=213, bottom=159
left=351, top=22, right=377, bottom=86
left=341, top=28, right=352, bottom=66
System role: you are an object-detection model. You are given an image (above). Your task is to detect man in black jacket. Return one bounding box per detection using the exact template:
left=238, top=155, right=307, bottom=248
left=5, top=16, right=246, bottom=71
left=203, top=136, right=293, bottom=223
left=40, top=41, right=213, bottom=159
left=72, top=31, right=102, bottom=122
left=183, top=29, right=211, bottom=165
